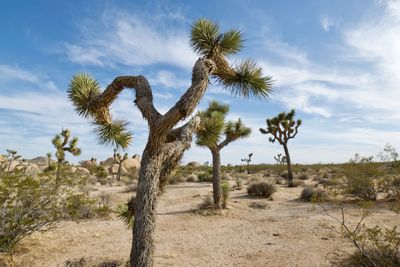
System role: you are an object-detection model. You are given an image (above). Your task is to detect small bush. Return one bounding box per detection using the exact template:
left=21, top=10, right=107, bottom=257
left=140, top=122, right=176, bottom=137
left=64, top=193, right=96, bottom=219
left=342, top=163, right=380, bottom=201
left=291, top=179, right=303, bottom=187
left=0, top=172, right=63, bottom=252
left=298, top=173, right=309, bottom=180
left=95, top=192, right=113, bottom=217
left=197, top=172, right=212, bottom=182
left=300, top=187, right=327, bottom=202
left=221, top=181, right=230, bottom=208
left=247, top=182, right=276, bottom=198
left=249, top=201, right=269, bottom=209
left=280, top=170, right=288, bottom=179
left=379, top=175, right=400, bottom=201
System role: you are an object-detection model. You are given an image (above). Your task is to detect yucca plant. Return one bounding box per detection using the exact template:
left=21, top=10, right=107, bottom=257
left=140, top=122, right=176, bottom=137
left=260, top=110, right=301, bottom=187
left=52, top=129, right=81, bottom=185
left=46, top=152, right=52, bottom=169
left=68, top=19, right=272, bottom=266
left=5, top=149, right=21, bottom=173
left=196, top=101, right=251, bottom=208
left=114, top=149, right=128, bottom=181
left=241, top=153, right=253, bottom=174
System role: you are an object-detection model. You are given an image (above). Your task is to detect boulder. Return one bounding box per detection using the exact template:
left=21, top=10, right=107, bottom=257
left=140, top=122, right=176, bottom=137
left=122, top=158, right=140, bottom=171
left=28, top=156, right=49, bottom=166
left=80, top=160, right=96, bottom=169
left=75, top=167, right=91, bottom=175
left=100, top=157, right=116, bottom=167
left=187, top=161, right=201, bottom=167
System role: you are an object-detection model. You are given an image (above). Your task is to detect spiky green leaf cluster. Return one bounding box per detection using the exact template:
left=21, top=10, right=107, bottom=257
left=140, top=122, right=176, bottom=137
left=190, top=19, right=273, bottom=100
left=196, top=101, right=251, bottom=149
left=216, top=60, right=273, bottom=99
left=68, top=74, right=101, bottom=119
left=116, top=196, right=135, bottom=229
left=196, top=111, right=225, bottom=148
left=68, top=74, right=133, bottom=149
left=93, top=120, right=132, bottom=149
left=52, top=128, right=82, bottom=161
left=190, top=19, right=244, bottom=57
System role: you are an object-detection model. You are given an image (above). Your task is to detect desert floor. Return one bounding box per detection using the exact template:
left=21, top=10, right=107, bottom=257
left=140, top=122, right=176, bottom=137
left=5, top=181, right=400, bottom=267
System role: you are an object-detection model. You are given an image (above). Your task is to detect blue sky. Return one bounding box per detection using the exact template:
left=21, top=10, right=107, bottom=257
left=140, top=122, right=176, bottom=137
left=1, top=0, right=399, bottom=165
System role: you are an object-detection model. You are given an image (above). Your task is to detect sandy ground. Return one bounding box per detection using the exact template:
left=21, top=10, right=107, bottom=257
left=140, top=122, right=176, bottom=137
left=3, top=181, right=400, bottom=267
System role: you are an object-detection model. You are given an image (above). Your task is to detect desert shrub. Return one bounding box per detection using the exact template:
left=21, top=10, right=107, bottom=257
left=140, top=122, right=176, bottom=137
left=117, top=197, right=136, bottom=228
left=96, top=166, right=108, bottom=180
left=300, top=187, right=327, bottom=202
left=341, top=163, right=381, bottom=201
left=0, top=172, right=62, bottom=252
left=186, top=174, right=197, bottom=182
left=64, top=193, right=96, bottom=220
left=88, top=175, right=98, bottom=185
left=95, top=192, right=113, bottom=217
left=379, top=175, right=400, bottom=201
left=197, top=172, right=212, bottom=182
left=249, top=201, right=269, bottom=209
left=198, top=195, right=214, bottom=210
left=221, top=181, right=230, bottom=208
left=247, top=182, right=276, bottom=198
left=298, top=173, right=309, bottom=180
left=280, top=170, right=288, bottom=179
left=221, top=173, right=232, bottom=180
left=291, top=179, right=302, bottom=187
left=232, top=178, right=243, bottom=190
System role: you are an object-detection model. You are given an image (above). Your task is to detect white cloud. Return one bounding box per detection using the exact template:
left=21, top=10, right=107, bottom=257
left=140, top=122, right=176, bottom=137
left=63, top=11, right=197, bottom=70
left=321, top=16, right=334, bottom=32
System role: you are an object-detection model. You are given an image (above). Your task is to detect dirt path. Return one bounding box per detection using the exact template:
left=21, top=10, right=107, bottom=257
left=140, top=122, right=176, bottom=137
left=5, top=182, right=400, bottom=266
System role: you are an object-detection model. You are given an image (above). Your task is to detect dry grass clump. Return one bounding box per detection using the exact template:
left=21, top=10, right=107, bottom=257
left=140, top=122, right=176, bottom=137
left=300, top=187, right=327, bottom=202
left=249, top=201, right=269, bottom=209
left=247, top=181, right=276, bottom=198
left=194, top=195, right=222, bottom=215
left=298, top=173, right=309, bottom=180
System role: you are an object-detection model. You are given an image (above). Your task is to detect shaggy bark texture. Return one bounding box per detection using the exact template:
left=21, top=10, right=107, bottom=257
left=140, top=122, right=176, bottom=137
left=211, top=149, right=221, bottom=208
left=283, top=143, right=294, bottom=187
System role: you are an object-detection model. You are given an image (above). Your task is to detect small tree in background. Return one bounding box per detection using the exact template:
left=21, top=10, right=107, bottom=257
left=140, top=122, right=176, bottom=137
left=5, top=149, right=21, bottom=173
left=46, top=152, right=52, bottom=168
left=114, top=149, right=128, bottom=181
left=241, top=153, right=253, bottom=174
left=196, top=101, right=251, bottom=208
left=260, top=109, right=301, bottom=187
left=274, top=153, right=286, bottom=165
left=52, top=129, right=81, bottom=184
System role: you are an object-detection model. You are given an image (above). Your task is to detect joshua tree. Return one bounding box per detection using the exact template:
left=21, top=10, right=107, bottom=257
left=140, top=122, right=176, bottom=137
left=68, top=19, right=272, bottom=266
left=52, top=129, right=81, bottom=184
left=114, top=149, right=128, bottom=181
left=260, top=109, right=301, bottom=187
left=196, top=101, right=251, bottom=208
left=241, top=153, right=253, bottom=174
left=6, top=149, right=21, bottom=173
left=46, top=152, right=52, bottom=168
left=274, top=153, right=286, bottom=165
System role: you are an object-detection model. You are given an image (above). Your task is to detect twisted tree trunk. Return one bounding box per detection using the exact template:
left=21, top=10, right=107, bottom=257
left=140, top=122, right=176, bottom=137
left=211, top=149, right=221, bottom=208
left=56, top=159, right=62, bottom=185
left=282, top=143, right=294, bottom=187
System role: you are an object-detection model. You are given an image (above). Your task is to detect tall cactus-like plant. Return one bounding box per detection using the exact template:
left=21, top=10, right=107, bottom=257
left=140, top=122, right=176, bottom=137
left=260, top=109, right=301, bottom=187
left=68, top=19, right=272, bottom=266
left=114, top=149, right=128, bottom=181
left=241, top=153, right=253, bottom=174
left=46, top=152, right=52, bottom=169
left=5, top=149, right=21, bottom=173
left=52, top=129, right=81, bottom=184
left=196, top=101, right=251, bottom=208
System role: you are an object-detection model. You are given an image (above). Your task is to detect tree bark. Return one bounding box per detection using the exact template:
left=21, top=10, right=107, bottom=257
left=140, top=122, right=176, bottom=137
left=282, top=143, right=294, bottom=187
left=130, top=145, right=161, bottom=267
left=117, top=162, right=122, bottom=181
left=211, top=149, right=221, bottom=209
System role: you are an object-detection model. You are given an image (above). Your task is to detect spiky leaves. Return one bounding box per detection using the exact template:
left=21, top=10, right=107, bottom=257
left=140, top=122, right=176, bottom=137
left=260, top=109, right=302, bottom=145
left=190, top=19, right=272, bottom=100
left=52, top=128, right=82, bottom=161
left=196, top=101, right=251, bottom=150
left=68, top=74, right=132, bottom=149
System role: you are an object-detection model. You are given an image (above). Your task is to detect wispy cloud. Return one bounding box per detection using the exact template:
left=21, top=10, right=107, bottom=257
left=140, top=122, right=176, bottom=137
left=321, top=16, right=335, bottom=32
left=62, top=10, right=197, bottom=69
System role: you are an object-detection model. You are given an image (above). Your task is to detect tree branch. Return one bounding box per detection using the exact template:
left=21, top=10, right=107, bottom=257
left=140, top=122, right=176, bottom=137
left=92, top=76, right=161, bottom=125
left=157, top=58, right=215, bottom=135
